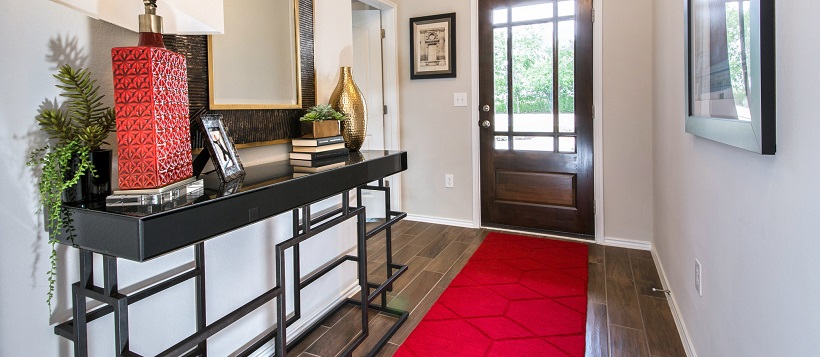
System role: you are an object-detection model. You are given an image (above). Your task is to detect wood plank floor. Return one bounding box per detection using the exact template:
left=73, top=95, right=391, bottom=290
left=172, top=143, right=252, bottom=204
left=289, top=221, right=686, bottom=357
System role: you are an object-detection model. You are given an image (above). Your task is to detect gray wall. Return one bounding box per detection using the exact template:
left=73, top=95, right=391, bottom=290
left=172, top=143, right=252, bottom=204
left=653, top=0, right=820, bottom=355
left=601, top=0, right=655, bottom=243
left=393, top=0, right=476, bottom=225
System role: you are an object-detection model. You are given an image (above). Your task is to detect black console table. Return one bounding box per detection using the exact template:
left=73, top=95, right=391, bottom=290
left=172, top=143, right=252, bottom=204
left=53, top=150, right=409, bottom=357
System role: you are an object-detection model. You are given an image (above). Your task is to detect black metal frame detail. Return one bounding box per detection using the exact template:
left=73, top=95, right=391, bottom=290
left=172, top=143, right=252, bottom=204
left=54, top=179, right=407, bottom=357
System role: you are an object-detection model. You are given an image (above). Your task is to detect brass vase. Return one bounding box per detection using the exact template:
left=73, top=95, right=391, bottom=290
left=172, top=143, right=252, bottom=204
left=329, top=67, right=367, bottom=151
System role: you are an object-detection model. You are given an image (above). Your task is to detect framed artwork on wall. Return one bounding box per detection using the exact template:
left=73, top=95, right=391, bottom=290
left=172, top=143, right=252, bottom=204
left=197, top=113, right=245, bottom=182
left=685, top=0, right=776, bottom=155
left=410, top=12, right=457, bottom=79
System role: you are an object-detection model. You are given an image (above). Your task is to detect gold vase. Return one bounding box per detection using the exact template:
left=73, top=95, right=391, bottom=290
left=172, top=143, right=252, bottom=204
left=329, top=67, right=367, bottom=151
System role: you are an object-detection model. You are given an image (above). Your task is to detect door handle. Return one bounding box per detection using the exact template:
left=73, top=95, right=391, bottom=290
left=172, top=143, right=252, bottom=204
left=480, top=120, right=491, bottom=129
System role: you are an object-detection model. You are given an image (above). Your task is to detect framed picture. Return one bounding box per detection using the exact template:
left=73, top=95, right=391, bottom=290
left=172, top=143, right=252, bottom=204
left=685, top=0, right=776, bottom=154
left=197, top=114, right=245, bottom=182
left=410, top=13, right=456, bottom=79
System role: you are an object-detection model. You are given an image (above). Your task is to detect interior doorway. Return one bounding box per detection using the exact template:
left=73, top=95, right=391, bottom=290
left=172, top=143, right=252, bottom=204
left=350, top=0, right=402, bottom=217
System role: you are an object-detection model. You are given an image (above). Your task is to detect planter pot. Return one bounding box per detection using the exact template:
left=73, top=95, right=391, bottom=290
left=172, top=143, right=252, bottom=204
left=301, top=120, right=341, bottom=139
left=63, top=149, right=113, bottom=204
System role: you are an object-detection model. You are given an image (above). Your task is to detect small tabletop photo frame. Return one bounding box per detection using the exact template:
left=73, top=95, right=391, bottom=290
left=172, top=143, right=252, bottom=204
left=410, top=12, right=457, bottom=79
left=196, top=113, right=245, bottom=182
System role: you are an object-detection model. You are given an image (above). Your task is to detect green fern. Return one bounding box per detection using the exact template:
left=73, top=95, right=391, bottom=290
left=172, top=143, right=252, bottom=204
left=36, top=65, right=116, bottom=150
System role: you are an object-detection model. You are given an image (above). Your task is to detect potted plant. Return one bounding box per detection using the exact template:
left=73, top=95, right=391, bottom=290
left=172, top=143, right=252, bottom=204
left=27, top=64, right=116, bottom=309
left=299, top=104, right=346, bottom=138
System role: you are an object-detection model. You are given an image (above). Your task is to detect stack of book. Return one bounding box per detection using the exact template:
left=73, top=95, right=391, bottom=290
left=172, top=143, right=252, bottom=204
left=289, top=135, right=349, bottom=177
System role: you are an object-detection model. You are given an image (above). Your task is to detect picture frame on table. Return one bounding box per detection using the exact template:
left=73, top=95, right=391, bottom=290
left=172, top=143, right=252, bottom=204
left=410, top=12, right=457, bottom=79
left=684, top=0, right=776, bottom=154
left=197, top=113, right=245, bottom=182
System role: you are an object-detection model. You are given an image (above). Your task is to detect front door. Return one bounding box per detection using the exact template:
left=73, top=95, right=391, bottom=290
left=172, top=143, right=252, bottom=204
left=479, top=0, right=594, bottom=236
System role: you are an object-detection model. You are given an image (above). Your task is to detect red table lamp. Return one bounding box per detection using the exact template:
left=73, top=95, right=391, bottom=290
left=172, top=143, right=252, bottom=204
left=112, top=0, right=193, bottom=190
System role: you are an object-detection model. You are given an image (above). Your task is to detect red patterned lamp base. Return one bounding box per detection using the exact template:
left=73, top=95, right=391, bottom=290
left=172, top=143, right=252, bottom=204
left=112, top=46, right=193, bottom=190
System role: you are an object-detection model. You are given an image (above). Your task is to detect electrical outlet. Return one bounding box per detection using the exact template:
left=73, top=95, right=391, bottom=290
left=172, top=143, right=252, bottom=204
left=445, top=174, right=454, bottom=188
left=453, top=93, right=468, bottom=107
left=695, top=259, right=702, bottom=296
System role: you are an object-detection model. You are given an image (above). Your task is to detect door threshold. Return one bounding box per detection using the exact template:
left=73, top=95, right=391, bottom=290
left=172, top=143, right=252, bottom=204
left=481, top=223, right=595, bottom=243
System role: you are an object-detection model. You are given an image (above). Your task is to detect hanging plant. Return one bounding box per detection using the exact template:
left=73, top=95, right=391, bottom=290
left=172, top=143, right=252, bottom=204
left=27, top=64, right=115, bottom=310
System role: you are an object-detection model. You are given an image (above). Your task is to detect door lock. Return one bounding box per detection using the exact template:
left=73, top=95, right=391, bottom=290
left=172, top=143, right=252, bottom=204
left=482, top=105, right=490, bottom=112
left=481, top=120, right=491, bottom=128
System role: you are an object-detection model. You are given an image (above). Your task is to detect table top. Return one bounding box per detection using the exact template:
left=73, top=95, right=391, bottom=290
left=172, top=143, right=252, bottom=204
left=57, top=150, right=408, bottom=261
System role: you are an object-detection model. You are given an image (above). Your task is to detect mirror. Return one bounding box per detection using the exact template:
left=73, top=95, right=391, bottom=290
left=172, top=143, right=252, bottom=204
left=684, top=0, right=776, bottom=154
left=208, top=0, right=302, bottom=109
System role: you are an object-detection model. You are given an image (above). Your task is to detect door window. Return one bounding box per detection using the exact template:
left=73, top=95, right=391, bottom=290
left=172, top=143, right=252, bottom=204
left=493, top=0, right=577, bottom=153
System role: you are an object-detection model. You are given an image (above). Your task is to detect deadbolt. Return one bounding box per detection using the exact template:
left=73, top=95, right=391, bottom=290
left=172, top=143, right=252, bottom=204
left=482, top=105, right=490, bottom=112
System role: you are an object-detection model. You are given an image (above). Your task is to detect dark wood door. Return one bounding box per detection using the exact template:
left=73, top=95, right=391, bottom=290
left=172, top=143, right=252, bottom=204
left=479, top=0, right=594, bottom=236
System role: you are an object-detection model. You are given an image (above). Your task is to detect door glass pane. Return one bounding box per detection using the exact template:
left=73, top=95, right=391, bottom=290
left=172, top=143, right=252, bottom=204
left=514, top=113, right=553, bottom=132
left=513, top=136, right=554, bottom=151
left=511, top=3, right=553, bottom=22
left=512, top=23, right=553, bottom=133
left=558, top=20, right=575, bottom=133
left=494, top=27, right=509, bottom=131
left=557, top=0, right=575, bottom=17
left=493, top=8, right=508, bottom=25
left=495, top=136, right=509, bottom=150
left=558, top=136, right=576, bottom=152
left=559, top=114, right=575, bottom=132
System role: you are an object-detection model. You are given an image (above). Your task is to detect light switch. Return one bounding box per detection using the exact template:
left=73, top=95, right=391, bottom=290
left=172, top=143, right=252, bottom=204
left=453, top=93, right=468, bottom=107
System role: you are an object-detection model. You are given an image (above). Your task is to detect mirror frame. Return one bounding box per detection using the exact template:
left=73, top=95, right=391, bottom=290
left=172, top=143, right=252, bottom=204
left=207, top=0, right=303, bottom=110
left=683, top=0, right=776, bottom=155
left=165, top=0, right=315, bottom=149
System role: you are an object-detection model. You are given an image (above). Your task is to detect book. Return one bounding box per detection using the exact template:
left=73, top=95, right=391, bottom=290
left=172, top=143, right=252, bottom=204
left=292, top=161, right=346, bottom=173
left=291, top=135, right=344, bottom=147
left=291, top=142, right=346, bottom=153
left=289, top=155, right=348, bottom=167
left=289, top=147, right=349, bottom=161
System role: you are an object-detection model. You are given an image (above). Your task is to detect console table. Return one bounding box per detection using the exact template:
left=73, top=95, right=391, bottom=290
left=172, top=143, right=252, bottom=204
left=53, top=150, right=409, bottom=357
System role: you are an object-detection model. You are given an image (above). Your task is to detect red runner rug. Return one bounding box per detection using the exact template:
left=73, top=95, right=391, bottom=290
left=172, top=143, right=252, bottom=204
left=394, top=232, right=589, bottom=357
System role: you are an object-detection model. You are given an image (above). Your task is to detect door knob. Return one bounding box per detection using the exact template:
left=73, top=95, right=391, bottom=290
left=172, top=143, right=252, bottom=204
left=482, top=105, right=490, bottom=112
left=481, top=120, right=491, bottom=128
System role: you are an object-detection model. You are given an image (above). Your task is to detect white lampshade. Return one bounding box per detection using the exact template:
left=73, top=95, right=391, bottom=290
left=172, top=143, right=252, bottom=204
left=52, top=0, right=225, bottom=35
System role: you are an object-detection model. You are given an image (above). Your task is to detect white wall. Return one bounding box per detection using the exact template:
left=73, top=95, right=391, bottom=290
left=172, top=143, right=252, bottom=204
left=652, top=1, right=820, bottom=356
left=601, top=0, right=655, bottom=243
left=0, top=1, right=357, bottom=356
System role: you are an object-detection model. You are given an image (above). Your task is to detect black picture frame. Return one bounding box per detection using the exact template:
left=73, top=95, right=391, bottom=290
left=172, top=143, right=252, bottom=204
left=410, top=12, right=457, bottom=79
left=197, top=114, right=245, bottom=182
left=684, top=0, right=776, bottom=155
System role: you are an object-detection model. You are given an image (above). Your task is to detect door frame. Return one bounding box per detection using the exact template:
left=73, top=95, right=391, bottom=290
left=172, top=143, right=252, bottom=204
left=469, top=0, right=605, bottom=244
left=353, top=0, right=402, bottom=210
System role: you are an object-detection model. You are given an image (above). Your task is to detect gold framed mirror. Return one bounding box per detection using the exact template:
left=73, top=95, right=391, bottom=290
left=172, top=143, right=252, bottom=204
left=208, top=0, right=302, bottom=110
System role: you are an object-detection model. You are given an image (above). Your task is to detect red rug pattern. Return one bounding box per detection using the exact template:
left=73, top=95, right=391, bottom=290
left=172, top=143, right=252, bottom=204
left=394, top=232, right=589, bottom=357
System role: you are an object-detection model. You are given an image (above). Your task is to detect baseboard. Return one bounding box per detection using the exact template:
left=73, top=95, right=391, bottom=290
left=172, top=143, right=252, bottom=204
left=603, top=236, right=652, bottom=251
left=405, top=214, right=476, bottom=228
left=650, top=247, right=698, bottom=357
left=249, top=282, right=361, bottom=357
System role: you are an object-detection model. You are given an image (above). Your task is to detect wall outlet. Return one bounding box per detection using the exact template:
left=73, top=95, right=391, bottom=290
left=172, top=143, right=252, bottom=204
left=453, top=93, right=468, bottom=107
left=445, top=174, right=454, bottom=188
left=695, top=258, right=702, bottom=296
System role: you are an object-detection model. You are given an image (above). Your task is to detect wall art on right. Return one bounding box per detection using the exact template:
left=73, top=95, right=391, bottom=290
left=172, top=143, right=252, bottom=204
left=685, top=0, right=776, bottom=154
